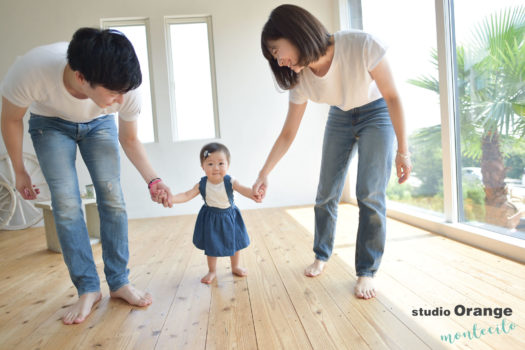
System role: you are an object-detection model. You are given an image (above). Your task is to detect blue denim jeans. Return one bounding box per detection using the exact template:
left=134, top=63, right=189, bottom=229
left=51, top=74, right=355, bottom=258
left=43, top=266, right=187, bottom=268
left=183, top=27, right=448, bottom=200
left=29, top=114, right=129, bottom=295
left=314, top=98, right=394, bottom=277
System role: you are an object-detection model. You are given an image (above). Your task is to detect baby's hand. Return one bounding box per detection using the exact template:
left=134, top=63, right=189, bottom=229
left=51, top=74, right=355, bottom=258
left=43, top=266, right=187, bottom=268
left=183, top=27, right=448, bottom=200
left=251, top=192, right=263, bottom=203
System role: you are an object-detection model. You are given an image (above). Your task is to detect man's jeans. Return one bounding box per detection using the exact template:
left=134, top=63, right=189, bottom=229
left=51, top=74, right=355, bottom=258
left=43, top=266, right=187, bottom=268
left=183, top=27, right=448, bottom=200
left=29, top=114, right=129, bottom=295
left=314, top=98, right=394, bottom=277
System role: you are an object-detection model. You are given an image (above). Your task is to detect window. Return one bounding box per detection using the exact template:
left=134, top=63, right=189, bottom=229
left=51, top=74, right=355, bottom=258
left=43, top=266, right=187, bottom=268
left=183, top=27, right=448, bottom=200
left=101, top=18, right=156, bottom=143
left=347, top=0, right=525, bottom=242
left=359, top=0, right=443, bottom=217
left=165, top=16, right=219, bottom=141
left=453, top=0, right=525, bottom=237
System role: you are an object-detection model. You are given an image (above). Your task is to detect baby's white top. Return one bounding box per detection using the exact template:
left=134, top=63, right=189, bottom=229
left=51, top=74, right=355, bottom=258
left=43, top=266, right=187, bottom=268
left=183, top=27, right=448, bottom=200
left=205, top=177, right=234, bottom=209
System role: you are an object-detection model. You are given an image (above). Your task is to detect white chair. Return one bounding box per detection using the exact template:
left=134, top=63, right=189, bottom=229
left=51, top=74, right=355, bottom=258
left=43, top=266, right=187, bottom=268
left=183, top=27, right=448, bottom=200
left=0, top=153, right=50, bottom=230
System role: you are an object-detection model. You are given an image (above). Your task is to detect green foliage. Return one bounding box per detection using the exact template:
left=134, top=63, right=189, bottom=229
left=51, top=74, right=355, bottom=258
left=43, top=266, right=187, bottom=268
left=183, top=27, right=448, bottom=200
left=406, top=5, right=525, bottom=190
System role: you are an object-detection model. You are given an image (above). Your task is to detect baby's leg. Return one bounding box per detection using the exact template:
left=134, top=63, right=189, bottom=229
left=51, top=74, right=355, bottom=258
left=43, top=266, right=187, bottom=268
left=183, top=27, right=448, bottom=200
left=230, top=251, right=247, bottom=277
left=201, top=256, right=217, bottom=284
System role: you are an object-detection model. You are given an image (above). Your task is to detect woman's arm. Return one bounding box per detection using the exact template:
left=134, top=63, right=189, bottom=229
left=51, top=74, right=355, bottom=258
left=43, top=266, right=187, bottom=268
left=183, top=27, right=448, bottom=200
left=170, top=183, right=200, bottom=203
left=233, top=179, right=261, bottom=202
left=253, top=101, right=308, bottom=199
left=370, top=58, right=412, bottom=184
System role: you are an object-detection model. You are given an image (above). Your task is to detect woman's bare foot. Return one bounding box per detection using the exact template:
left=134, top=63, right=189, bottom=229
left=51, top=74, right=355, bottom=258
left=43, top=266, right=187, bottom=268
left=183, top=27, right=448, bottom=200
left=304, top=259, right=326, bottom=277
left=62, top=291, right=102, bottom=325
left=110, top=284, right=152, bottom=307
left=232, top=266, right=247, bottom=277
left=354, top=276, right=376, bottom=299
left=201, top=271, right=216, bottom=284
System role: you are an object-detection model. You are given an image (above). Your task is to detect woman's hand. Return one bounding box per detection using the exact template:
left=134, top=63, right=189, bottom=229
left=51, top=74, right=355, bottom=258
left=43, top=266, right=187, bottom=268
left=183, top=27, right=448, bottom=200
left=395, top=151, right=412, bottom=184
left=252, top=174, right=268, bottom=202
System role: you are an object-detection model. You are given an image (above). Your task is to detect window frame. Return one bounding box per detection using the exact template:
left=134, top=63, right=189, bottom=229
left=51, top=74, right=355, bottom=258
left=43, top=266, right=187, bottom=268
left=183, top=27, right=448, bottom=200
left=100, top=17, right=158, bottom=143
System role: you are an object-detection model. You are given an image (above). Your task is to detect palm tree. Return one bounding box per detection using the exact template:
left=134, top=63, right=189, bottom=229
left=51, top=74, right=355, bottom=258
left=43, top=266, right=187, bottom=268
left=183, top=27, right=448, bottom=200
left=409, top=6, right=525, bottom=228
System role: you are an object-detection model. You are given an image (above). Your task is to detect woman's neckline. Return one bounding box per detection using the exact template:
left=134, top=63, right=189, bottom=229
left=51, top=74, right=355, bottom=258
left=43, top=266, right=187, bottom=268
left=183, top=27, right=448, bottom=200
left=308, top=34, right=336, bottom=78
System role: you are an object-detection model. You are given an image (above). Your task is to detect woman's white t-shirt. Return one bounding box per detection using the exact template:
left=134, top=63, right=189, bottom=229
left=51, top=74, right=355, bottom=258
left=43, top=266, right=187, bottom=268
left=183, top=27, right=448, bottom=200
left=289, top=30, right=387, bottom=111
left=0, top=42, right=141, bottom=123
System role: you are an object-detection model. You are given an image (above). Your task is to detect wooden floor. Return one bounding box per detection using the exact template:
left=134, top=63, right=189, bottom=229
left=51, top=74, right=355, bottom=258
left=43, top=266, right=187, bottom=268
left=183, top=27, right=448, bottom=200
left=1, top=204, right=524, bottom=350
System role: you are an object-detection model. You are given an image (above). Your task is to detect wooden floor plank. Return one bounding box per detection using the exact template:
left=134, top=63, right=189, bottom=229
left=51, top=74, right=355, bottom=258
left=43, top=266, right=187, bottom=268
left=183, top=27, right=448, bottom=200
left=241, top=211, right=313, bottom=350
left=273, top=208, right=429, bottom=350
left=1, top=204, right=524, bottom=350
left=205, top=257, right=257, bottom=350
left=154, top=244, right=212, bottom=349
left=257, top=209, right=371, bottom=350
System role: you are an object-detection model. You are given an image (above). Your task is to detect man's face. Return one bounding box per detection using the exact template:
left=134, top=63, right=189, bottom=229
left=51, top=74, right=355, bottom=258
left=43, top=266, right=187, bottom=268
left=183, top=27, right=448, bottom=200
left=86, top=85, right=124, bottom=108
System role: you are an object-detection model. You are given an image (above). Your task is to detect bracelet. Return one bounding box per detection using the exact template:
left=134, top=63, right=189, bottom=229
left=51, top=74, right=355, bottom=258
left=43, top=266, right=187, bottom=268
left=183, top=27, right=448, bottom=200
left=397, top=151, right=411, bottom=160
left=148, top=177, right=161, bottom=189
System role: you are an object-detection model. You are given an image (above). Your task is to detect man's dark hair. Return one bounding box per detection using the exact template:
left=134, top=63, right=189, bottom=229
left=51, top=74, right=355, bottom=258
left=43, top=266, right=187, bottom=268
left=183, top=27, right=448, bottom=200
left=261, top=4, right=331, bottom=90
left=200, top=142, right=231, bottom=165
left=67, top=27, right=142, bottom=93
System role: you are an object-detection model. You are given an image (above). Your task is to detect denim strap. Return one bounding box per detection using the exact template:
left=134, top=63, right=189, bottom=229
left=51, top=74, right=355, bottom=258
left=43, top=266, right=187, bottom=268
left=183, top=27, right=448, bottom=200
left=199, top=176, right=207, bottom=205
left=223, top=175, right=234, bottom=206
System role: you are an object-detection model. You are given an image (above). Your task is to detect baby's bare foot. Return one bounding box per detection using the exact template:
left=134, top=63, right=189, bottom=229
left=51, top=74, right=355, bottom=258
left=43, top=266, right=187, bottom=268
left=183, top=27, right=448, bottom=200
left=304, top=259, right=326, bottom=277
left=354, top=276, right=376, bottom=300
left=201, top=271, right=216, bottom=284
left=110, top=284, right=152, bottom=307
left=62, top=291, right=102, bottom=325
left=232, top=266, right=247, bottom=277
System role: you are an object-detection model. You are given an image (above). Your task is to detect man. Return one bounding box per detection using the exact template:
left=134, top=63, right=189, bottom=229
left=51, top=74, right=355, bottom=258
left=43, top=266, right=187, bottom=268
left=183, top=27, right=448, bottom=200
left=1, top=28, right=172, bottom=324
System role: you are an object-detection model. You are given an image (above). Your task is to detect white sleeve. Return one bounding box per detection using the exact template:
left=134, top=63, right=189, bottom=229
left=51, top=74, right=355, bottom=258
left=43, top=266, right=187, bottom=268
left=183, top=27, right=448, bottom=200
left=289, top=84, right=308, bottom=105
left=364, top=33, right=388, bottom=71
left=0, top=55, right=38, bottom=108
left=118, top=88, right=141, bottom=121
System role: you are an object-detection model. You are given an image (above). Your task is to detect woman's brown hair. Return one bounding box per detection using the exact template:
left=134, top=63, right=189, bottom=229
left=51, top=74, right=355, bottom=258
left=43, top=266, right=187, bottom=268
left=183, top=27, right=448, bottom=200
left=261, top=4, right=331, bottom=90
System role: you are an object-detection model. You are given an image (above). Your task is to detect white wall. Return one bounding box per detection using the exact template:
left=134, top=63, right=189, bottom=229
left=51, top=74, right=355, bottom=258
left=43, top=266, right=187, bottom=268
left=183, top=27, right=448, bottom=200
left=0, top=0, right=338, bottom=219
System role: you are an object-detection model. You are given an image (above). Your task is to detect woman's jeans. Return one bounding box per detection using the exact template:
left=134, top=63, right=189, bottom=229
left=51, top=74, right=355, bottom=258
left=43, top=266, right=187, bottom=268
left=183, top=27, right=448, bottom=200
left=314, top=98, right=394, bottom=277
left=29, top=114, right=129, bottom=295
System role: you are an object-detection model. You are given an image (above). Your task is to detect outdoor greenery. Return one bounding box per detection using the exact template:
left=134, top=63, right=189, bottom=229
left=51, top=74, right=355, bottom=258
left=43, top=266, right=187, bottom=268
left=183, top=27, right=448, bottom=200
left=388, top=5, right=525, bottom=226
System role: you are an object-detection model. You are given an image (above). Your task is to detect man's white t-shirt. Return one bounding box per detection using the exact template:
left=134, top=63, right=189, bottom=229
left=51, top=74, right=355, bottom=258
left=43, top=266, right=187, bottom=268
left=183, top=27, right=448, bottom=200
left=0, top=42, right=141, bottom=123
left=289, top=30, right=387, bottom=111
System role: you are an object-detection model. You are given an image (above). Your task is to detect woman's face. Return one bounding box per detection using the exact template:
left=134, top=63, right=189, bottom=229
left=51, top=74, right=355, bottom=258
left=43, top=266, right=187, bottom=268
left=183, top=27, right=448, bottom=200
left=267, top=38, right=304, bottom=73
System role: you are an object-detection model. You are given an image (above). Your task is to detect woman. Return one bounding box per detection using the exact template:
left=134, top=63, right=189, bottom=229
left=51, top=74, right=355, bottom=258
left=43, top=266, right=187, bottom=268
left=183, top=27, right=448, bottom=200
left=252, top=4, right=412, bottom=299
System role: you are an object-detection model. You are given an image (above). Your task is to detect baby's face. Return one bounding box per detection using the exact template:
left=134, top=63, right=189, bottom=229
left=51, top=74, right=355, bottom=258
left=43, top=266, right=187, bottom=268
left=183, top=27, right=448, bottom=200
left=201, top=151, right=229, bottom=184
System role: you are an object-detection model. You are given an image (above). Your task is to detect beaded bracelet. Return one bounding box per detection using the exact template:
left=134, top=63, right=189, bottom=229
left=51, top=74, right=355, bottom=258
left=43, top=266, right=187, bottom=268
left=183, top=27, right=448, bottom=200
left=397, top=151, right=411, bottom=160
left=148, top=177, right=162, bottom=189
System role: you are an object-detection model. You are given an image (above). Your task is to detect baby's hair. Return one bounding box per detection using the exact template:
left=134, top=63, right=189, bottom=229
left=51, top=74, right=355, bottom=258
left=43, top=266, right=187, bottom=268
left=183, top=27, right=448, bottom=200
left=200, top=142, right=231, bottom=165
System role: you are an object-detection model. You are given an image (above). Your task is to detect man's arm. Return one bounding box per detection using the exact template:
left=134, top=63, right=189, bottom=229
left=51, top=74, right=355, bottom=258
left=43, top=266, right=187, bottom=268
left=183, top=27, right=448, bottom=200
left=118, top=118, right=173, bottom=207
left=0, top=97, right=37, bottom=199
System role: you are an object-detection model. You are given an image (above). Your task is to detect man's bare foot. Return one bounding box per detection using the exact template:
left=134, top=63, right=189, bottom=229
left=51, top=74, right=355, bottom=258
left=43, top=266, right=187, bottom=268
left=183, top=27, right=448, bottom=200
left=110, top=284, right=152, bottom=307
left=354, top=276, right=376, bottom=299
left=304, top=259, right=326, bottom=277
left=62, top=291, right=102, bottom=325
left=232, top=266, right=247, bottom=277
left=201, top=271, right=216, bottom=284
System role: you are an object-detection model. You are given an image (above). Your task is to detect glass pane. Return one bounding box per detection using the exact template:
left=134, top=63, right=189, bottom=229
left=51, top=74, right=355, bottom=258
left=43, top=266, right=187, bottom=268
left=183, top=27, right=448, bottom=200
left=454, top=0, right=525, bottom=237
left=361, top=1, right=443, bottom=216
left=109, top=25, right=155, bottom=143
left=169, top=22, right=216, bottom=141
